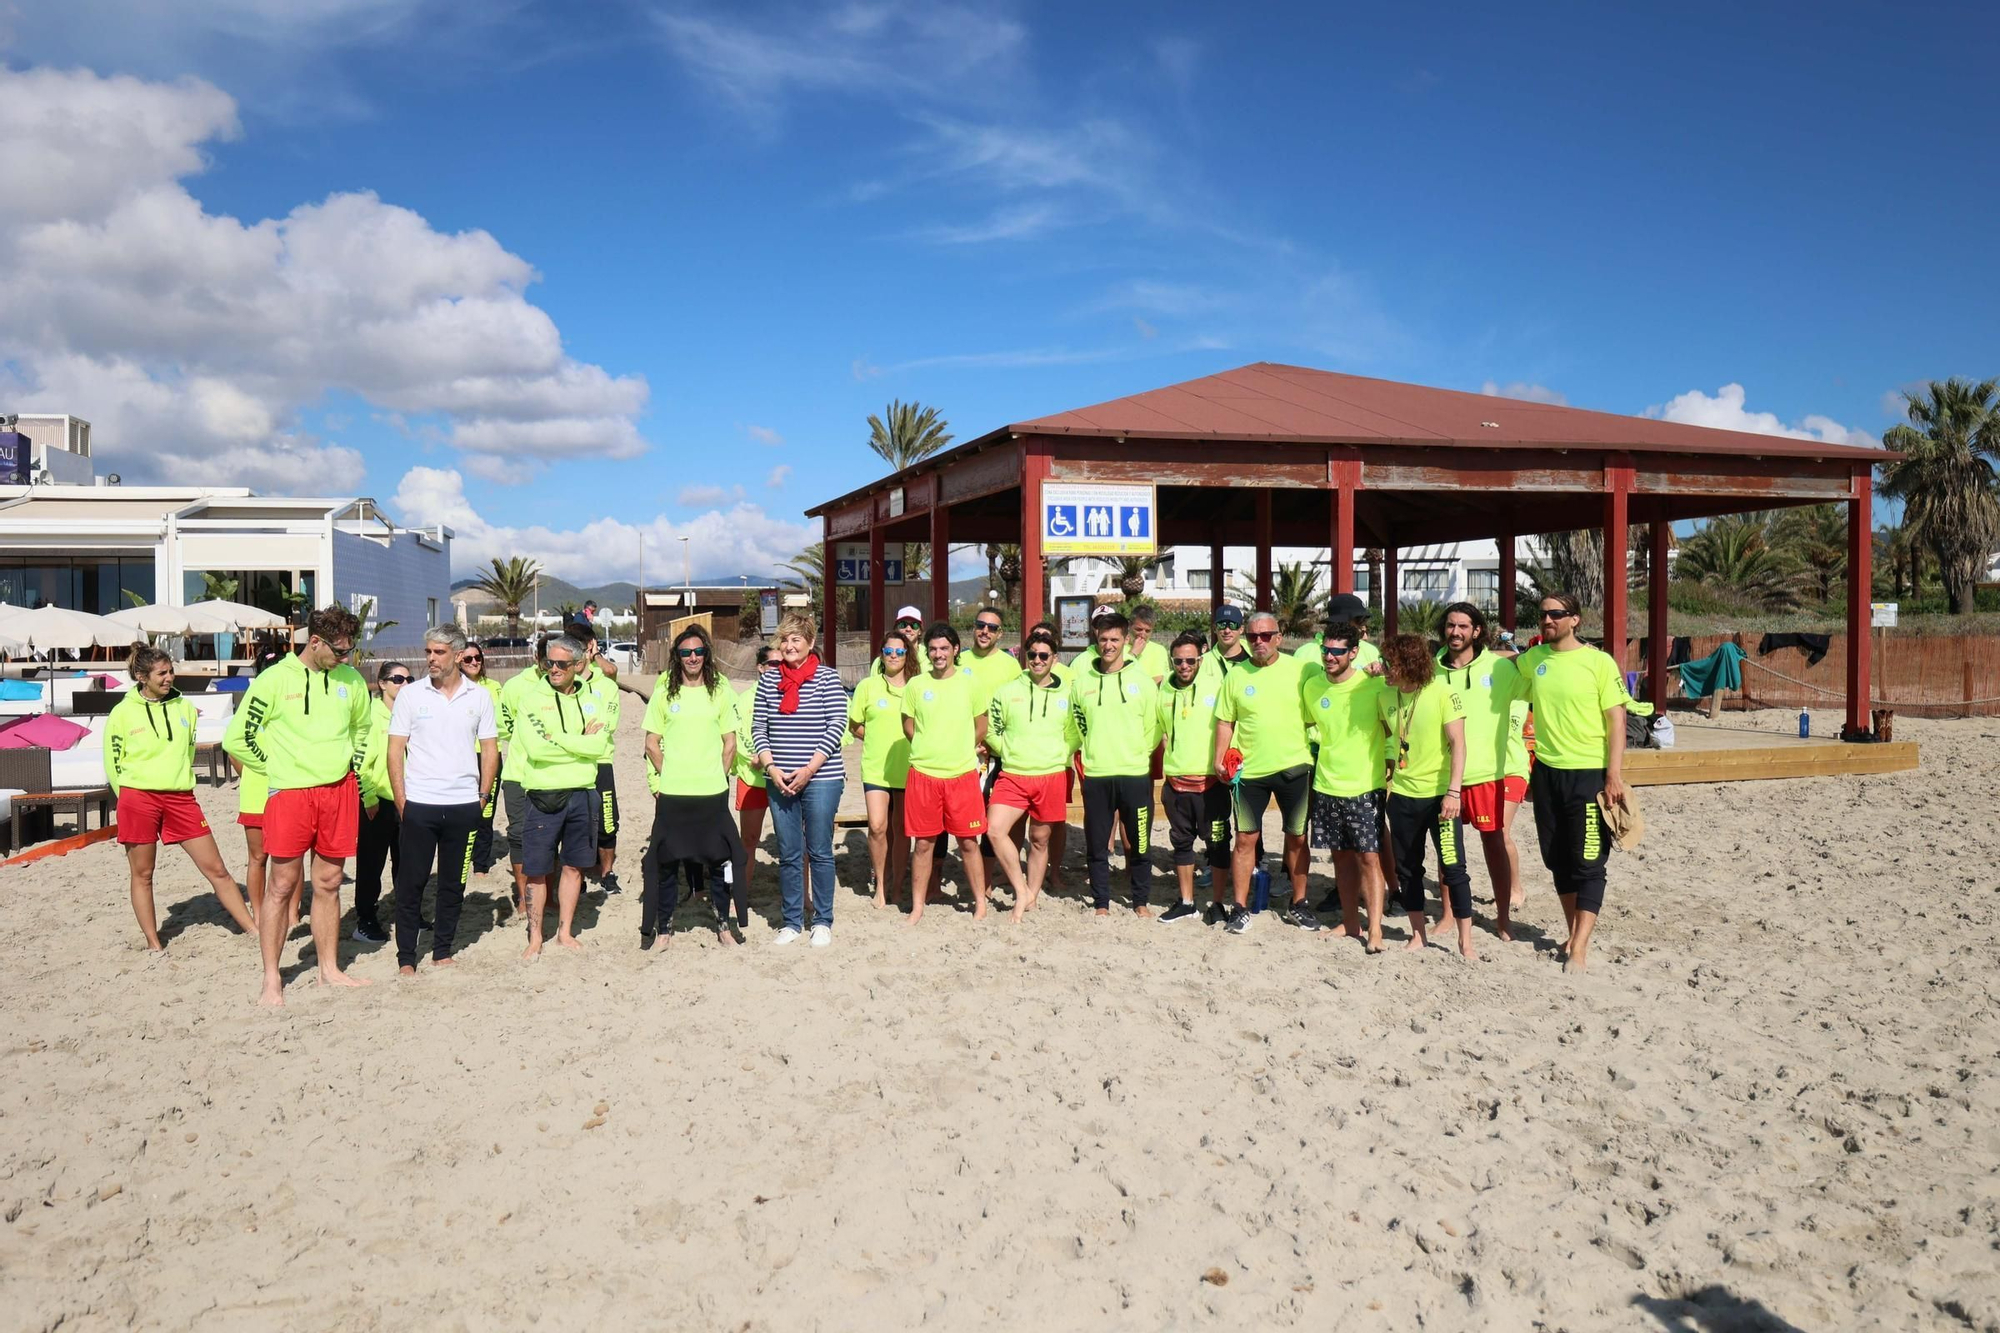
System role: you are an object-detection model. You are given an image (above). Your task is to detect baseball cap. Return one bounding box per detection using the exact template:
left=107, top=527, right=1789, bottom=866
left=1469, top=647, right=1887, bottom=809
left=1213, top=605, right=1245, bottom=627
left=1324, top=593, right=1368, bottom=626
left=1091, top=603, right=1119, bottom=622
left=895, top=604, right=923, bottom=622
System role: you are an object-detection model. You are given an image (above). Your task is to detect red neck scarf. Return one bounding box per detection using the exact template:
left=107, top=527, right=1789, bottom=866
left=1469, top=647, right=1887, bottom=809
left=778, top=653, right=820, bottom=713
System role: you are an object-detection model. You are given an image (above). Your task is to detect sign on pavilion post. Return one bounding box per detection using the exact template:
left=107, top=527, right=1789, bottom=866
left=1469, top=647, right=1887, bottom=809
left=833, top=542, right=904, bottom=585
left=1041, top=481, right=1157, bottom=556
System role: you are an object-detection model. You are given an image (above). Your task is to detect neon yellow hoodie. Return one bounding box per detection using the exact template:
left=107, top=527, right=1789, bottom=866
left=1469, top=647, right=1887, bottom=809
left=357, top=696, right=393, bottom=810
left=578, top=663, right=621, bottom=760
left=104, top=688, right=199, bottom=795
left=511, top=672, right=608, bottom=791
left=227, top=651, right=370, bottom=792
left=497, top=667, right=543, bottom=783
left=1070, top=657, right=1159, bottom=776
left=221, top=692, right=267, bottom=815
left=985, top=673, right=1079, bottom=777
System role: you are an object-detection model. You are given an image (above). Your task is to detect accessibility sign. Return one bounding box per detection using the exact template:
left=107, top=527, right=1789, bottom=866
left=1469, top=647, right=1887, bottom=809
left=833, top=542, right=905, bottom=586
left=1042, top=482, right=1156, bottom=556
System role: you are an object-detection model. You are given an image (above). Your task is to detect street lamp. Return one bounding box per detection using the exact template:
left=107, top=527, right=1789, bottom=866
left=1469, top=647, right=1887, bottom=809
left=680, top=535, right=691, bottom=591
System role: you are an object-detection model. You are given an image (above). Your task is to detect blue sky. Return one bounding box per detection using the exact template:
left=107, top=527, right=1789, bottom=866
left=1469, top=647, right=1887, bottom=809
left=2, top=1, right=1992, bottom=582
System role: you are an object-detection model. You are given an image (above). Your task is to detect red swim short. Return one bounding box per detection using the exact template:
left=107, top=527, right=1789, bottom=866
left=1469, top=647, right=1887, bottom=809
left=735, top=778, right=769, bottom=812
left=117, top=788, right=212, bottom=846
left=1460, top=775, right=1528, bottom=833
left=237, top=811, right=264, bottom=829
left=903, top=769, right=985, bottom=839
left=989, top=770, right=1069, bottom=823
left=263, top=773, right=361, bottom=861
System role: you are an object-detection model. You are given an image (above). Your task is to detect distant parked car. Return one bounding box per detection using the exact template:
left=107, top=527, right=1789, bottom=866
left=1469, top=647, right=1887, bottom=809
left=606, top=641, right=641, bottom=672
left=478, top=636, right=530, bottom=650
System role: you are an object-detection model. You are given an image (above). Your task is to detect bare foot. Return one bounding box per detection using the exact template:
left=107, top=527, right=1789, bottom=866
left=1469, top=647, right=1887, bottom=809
left=1008, top=908, right=1024, bottom=924
left=872, top=893, right=886, bottom=909
left=1343, top=925, right=1364, bottom=941
left=1495, top=923, right=1514, bottom=942
left=715, top=926, right=738, bottom=947
left=257, top=983, right=284, bottom=1007
left=399, top=965, right=417, bottom=977
left=1435, top=913, right=1457, bottom=933
left=1365, top=933, right=1385, bottom=955
left=1134, top=905, right=1152, bottom=919
left=1563, top=955, right=1588, bottom=974
left=1018, top=889, right=1039, bottom=914
left=1509, top=888, right=1525, bottom=909
left=555, top=933, right=582, bottom=950
left=320, top=969, right=371, bottom=988
left=1403, top=931, right=1426, bottom=953
left=1094, top=908, right=1110, bottom=917
left=523, top=940, right=543, bottom=961
left=432, top=956, right=457, bottom=968
left=972, top=901, right=989, bottom=921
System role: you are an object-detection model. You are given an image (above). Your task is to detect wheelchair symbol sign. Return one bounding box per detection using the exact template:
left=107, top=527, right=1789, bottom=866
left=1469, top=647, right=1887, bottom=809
left=1048, top=505, right=1079, bottom=537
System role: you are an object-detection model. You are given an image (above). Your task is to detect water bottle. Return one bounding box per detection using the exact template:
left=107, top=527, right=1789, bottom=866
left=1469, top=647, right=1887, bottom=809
left=1798, top=709, right=1810, bottom=739
left=1250, top=863, right=1272, bottom=913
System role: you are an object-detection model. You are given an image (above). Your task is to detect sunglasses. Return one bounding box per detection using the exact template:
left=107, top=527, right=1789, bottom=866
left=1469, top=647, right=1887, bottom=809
left=384, top=674, right=412, bottom=684
left=882, top=647, right=907, bottom=657
left=1539, top=609, right=1574, bottom=621
left=327, top=642, right=355, bottom=658
left=1026, top=650, right=1053, bottom=662
left=1172, top=656, right=1201, bottom=667
left=1322, top=645, right=1354, bottom=657
left=896, top=620, right=922, bottom=629
left=547, top=659, right=577, bottom=670
left=974, top=621, right=1002, bottom=631
left=676, top=647, right=708, bottom=658
left=1246, top=630, right=1279, bottom=642
left=460, top=654, right=482, bottom=663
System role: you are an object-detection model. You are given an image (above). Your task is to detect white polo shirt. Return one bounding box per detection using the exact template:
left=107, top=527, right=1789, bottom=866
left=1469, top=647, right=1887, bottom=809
left=387, top=672, right=499, bottom=805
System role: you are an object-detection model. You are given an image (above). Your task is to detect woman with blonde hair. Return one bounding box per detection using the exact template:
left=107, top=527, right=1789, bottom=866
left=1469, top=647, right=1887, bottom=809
left=749, top=613, right=848, bottom=947
left=105, top=645, right=255, bottom=951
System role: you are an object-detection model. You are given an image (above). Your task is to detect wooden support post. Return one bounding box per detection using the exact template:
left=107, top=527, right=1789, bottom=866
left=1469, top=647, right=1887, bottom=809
left=930, top=501, right=950, bottom=625
left=1845, top=469, right=1873, bottom=736
left=1327, top=460, right=1357, bottom=595
left=867, top=524, right=885, bottom=645
left=1209, top=536, right=1225, bottom=615
left=1647, top=520, right=1671, bottom=704
left=822, top=544, right=839, bottom=669
left=1255, top=490, right=1274, bottom=609
left=1603, top=463, right=1632, bottom=670
left=1021, top=441, right=1048, bottom=632
left=1497, top=532, right=1517, bottom=636
left=1384, top=546, right=1400, bottom=639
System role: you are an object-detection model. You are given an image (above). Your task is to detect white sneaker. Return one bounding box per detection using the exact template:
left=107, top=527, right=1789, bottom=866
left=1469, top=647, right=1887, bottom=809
left=773, top=926, right=802, bottom=946
left=809, top=924, right=831, bottom=948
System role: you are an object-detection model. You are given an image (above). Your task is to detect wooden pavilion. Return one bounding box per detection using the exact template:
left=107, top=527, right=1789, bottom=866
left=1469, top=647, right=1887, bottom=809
left=806, top=363, right=1893, bottom=745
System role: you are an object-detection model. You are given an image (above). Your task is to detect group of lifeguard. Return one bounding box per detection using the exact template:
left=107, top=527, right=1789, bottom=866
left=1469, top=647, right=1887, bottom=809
left=101, top=582, right=1630, bottom=996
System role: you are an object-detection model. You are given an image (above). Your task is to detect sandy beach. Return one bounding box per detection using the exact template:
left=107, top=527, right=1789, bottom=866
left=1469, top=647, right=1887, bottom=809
left=3, top=701, right=1997, bottom=1332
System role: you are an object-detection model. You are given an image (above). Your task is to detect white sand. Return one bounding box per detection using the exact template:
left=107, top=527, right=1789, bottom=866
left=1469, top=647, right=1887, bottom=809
left=3, top=704, right=1997, bottom=1331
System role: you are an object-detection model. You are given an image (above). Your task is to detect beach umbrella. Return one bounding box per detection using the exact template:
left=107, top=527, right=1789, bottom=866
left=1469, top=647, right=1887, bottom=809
left=106, top=603, right=210, bottom=635
left=180, top=599, right=289, bottom=631
left=0, top=603, right=138, bottom=650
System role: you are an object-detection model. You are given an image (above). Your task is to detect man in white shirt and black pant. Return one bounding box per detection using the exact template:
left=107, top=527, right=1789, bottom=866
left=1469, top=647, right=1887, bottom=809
left=388, top=625, right=500, bottom=975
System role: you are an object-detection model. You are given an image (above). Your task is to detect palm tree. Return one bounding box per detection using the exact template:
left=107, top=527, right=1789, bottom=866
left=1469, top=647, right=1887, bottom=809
left=1767, top=504, right=1847, bottom=603
left=1228, top=560, right=1324, bottom=634
left=866, top=400, right=953, bottom=470
left=470, top=556, right=542, bottom=637
left=781, top=541, right=852, bottom=626
left=1397, top=598, right=1448, bottom=639
left=1881, top=378, right=2000, bottom=614
left=1523, top=530, right=1606, bottom=608
left=996, top=544, right=1024, bottom=611
left=1673, top=514, right=1808, bottom=610
left=1877, top=522, right=1924, bottom=598
left=1114, top=556, right=1152, bottom=602
left=200, top=572, right=239, bottom=602
left=1362, top=547, right=1383, bottom=612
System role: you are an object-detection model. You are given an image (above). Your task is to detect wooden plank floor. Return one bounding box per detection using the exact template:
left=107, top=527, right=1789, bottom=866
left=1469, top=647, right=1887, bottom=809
left=1625, top=725, right=1919, bottom=786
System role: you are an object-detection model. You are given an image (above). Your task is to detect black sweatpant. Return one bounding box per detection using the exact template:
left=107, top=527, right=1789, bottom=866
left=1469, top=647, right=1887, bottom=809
left=470, top=784, right=499, bottom=874
left=1531, top=766, right=1610, bottom=914
left=1386, top=791, right=1471, bottom=920
left=639, top=798, right=729, bottom=934
left=1082, top=773, right=1153, bottom=909
left=395, top=800, right=482, bottom=967
left=1164, top=782, right=1231, bottom=868
left=355, top=798, right=400, bottom=927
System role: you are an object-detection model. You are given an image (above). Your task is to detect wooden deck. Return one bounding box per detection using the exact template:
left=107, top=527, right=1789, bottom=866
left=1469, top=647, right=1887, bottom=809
left=1625, top=724, right=1919, bottom=786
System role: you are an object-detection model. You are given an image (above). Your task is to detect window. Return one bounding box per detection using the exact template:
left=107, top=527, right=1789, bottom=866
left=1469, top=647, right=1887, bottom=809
left=428, top=597, right=439, bottom=627
left=1186, top=570, right=1212, bottom=591
left=1466, top=569, right=1500, bottom=611
left=1354, top=567, right=1371, bottom=597
left=1403, top=567, right=1450, bottom=597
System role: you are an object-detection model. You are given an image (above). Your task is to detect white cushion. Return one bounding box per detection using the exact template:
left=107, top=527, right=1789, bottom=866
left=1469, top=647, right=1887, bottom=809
left=0, top=787, right=20, bottom=823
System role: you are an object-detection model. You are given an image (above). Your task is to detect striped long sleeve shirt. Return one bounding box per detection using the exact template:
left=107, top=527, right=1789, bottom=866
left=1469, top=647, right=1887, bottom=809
left=750, top=666, right=848, bottom=786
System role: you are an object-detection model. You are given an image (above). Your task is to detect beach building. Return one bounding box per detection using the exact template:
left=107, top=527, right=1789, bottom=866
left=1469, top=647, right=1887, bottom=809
left=0, top=413, right=450, bottom=649
left=1048, top=537, right=1546, bottom=611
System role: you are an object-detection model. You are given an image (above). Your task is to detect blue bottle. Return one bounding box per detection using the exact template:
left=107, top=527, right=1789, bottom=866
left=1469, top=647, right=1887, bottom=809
left=1798, top=709, right=1810, bottom=738
left=1250, top=864, right=1272, bottom=913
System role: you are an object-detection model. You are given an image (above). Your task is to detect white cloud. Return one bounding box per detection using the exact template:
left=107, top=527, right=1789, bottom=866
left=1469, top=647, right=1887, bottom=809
left=0, top=67, right=650, bottom=486
left=1646, top=384, right=1878, bottom=448
left=654, top=2, right=1024, bottom=125
left=765, top=463, right=792, bottom=489
left=1481, top=380, right=1567, bottom=406
left=908, top=203, right=1061, bottom=245
left=676, top=482, right=745, bottom=507
left=394, top=466, right=815, bottom=584
left=741, top=423, right=784, bottom=445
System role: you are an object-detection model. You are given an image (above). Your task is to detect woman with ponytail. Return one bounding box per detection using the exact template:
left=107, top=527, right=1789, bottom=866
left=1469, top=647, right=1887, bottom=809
left=105, top=646, right=255, bottom=951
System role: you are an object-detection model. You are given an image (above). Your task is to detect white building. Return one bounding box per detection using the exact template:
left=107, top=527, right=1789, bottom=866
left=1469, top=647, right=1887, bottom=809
left=0, top=414, right=451, bottom=650
left=1049, top=538, right=1544, bottom=611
